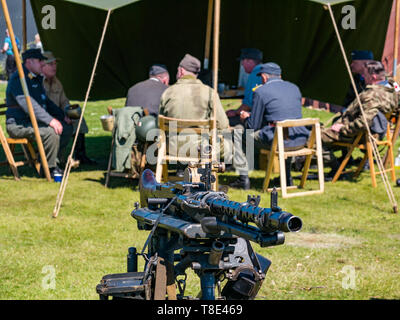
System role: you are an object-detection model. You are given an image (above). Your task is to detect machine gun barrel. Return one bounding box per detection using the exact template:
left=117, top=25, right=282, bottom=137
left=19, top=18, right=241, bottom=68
left=139, top=170, right=302, bottom=235
left=202, top=195, right=302, bottom=233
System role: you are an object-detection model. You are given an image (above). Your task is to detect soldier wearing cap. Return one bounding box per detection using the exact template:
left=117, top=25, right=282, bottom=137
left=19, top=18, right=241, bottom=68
left=230, top=62, right=309, bottom=189
left=343, top=50, right=374, bottom=107
left=322, top=61, right=399, bottom=176
left=41, top=51, right=95, bottom=165
left=226, top=48, right=263, bottom=126
left=159, top=53, right=228, bottom=128
left=5, top=48, right=73, bottom=177
left=125, top=64, right=170, bottom=117
left=159, top=54, right=230, bottom=174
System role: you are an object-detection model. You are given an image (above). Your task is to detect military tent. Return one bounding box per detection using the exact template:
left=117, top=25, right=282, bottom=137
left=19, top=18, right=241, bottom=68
left=29, top=0, right=393, bottom=105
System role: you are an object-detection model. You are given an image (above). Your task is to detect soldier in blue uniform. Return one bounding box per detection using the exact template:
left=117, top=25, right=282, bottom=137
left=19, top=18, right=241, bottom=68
left=226, top=48, right=263, bottom=127
left=229, top=62, right=309, bottom=190
left=5, top=49, right=73, bottom=177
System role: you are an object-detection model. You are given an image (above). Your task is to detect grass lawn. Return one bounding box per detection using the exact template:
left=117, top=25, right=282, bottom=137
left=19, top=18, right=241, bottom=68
left=1, top=82, right=400, bottom=300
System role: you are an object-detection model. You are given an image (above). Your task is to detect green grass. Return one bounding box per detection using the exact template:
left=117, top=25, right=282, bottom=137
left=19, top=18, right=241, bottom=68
left=1, top=82, right=400, bottom=300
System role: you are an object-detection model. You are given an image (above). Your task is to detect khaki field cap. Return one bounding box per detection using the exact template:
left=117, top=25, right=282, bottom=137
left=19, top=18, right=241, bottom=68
left=42, top=51, right=60, bottom=64
left=179, top=53, right=201, bottom=73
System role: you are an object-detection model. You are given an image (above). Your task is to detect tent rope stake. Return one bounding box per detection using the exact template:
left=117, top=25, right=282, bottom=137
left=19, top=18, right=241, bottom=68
left=326, top=3, right=398, bottom=213
left=52, top=9, right=112, bottom=218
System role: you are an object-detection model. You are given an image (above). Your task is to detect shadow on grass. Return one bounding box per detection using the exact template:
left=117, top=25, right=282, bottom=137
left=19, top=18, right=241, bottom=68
left=85, top=173, right=140, bottom=190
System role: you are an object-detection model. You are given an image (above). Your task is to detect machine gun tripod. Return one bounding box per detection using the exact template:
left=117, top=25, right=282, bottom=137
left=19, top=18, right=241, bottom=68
left=96, top=164, right=302, bottom=300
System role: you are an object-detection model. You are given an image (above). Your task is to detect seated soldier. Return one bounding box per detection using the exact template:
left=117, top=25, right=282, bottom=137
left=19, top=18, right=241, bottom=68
left=343, top=50, right=374, bottom=108
left=41, top=51, right=96, bottom=165
left=229, top=62, right=309, bottom=190
left=5, top=49, right=73, bottom=177
left=159, top=54, right=231, bottom=175
left=322, top=61, right=400, bottom=176
left=226, top=48, right=263, bottom=127
left=125, top=64, right=170, bottom=117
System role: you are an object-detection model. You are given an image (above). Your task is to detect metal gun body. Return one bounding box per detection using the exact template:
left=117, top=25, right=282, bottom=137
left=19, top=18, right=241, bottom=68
left=98, top=168, right=303, bottom=301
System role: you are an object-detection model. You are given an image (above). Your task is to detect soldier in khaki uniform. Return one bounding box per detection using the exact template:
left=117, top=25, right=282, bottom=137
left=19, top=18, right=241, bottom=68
left=159, top=54, right=231, bottom=174
left=322, top=61, right=399, bottom=173
left=42, top=51, right=96, bottom=165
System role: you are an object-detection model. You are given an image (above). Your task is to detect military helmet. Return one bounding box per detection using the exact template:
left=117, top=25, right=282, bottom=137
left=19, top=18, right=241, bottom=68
left=136, top=115, right=158, bottom=142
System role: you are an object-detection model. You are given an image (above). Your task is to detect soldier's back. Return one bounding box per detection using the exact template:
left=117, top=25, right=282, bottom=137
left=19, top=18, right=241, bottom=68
left=159, top=75, right=213, bottom=120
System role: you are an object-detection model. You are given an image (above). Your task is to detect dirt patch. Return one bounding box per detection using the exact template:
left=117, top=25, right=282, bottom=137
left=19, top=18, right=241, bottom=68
left=388, top=234, right=400, bottom=241
left=285, top=232, right=362, bottom=249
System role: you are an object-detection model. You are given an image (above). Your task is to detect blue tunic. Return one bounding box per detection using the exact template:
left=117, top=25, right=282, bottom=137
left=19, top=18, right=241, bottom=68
left=6, top=65, right=65, bottom=126
left=242, top=64, right=262, bottom=108
left=247, top=78, right=309, bottom=148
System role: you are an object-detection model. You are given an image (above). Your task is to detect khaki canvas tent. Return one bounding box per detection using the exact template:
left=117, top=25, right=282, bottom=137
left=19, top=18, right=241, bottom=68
left=30, top=0, right=393, bottom=105
left=5, top=0, right=394, bottom=215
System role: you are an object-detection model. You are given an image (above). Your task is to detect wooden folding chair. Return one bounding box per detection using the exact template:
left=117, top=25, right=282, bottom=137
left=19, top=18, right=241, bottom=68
left=262, top=118, right=324, bottom=198
left=383, top=111, right=400, bottom=168
left=0, top=103, right=41, bottom=180
left=156, top=115, right=217, bottom=187
left=331, top=115, right=396, bottom=187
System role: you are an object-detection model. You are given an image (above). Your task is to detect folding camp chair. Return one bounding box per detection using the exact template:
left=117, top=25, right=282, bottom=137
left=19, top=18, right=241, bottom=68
left=0, top=103, right=41, bottom=180
left=262, top=118, right=324, bottom=198
left=156, top=115, right=218, bottom=188
left=331, top=114, right=396, bottom=187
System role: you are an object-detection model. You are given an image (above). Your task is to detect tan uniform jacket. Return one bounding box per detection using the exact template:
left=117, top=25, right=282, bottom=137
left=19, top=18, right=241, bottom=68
left=158, top=75, right=230, bottom=159
left=43, top=76, right=88, bottom=134
left=322, top=79, right=399, bottom=144
left=159, top=75, right=229, bottom=130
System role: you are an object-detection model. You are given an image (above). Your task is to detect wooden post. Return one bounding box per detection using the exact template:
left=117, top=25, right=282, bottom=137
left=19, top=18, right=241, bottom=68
left=22, top=0, right=27, bottom=51
left=1, top=0, right=51, bottom=181
left=203, top=0, right=214, bottom=70
left=212, top=0, right=220, bottom=91
left=211, top=0, right=220, bottom=168
left=394, top=0, right=400, bottom=77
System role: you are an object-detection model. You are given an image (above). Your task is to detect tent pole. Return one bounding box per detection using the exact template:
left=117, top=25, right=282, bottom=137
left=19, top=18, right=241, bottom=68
left=22, top=0, right=27, bottom=51
left=394, top=0, right=400, bottom=77
left=1, top=0, right=51, bottom=181
left=212, top=0, right=220, bottom=91
left=52, top=9, right=112, bottom=218
left=204, top=0, right=214, bottom=70
left=326, top=3, right=398, bottom=213
left=211, top=0, right=220, bottom=169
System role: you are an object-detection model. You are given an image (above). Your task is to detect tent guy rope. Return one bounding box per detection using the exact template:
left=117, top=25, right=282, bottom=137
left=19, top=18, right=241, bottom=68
left=52, top=9, right=112, bottom=218
left=326, top=3, right=398, bottom=213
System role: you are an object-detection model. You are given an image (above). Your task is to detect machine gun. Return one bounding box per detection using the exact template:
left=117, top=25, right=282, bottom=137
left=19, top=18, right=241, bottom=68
left=96, top=164, right=302, bottom=300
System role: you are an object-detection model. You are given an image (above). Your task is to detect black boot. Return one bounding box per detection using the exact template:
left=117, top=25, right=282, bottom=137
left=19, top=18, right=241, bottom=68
left=269, top=158, right=293, bottom=187
left=74, top=133, right=97, bottom=165
left=285, top=157, right=294, bottom=187
left=229, top=175, right=250, bottom=190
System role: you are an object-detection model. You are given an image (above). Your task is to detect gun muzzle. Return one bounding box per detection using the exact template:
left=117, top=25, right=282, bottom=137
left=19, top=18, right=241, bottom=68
left=279, top=214, right=303, bottom=232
